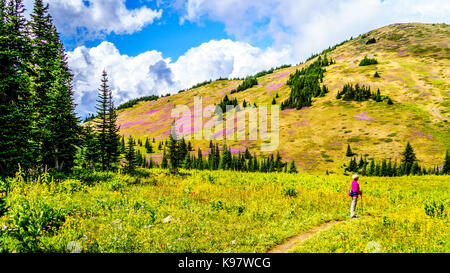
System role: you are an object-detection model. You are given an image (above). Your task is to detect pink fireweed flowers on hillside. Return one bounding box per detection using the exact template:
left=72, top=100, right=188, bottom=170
left=266, top=83, right=282, bottom=93
left=145, top=109, right=161, bottom=115
left=119, top=119, right=146, bottom=129
left=354, top=112, right=374, bottom=121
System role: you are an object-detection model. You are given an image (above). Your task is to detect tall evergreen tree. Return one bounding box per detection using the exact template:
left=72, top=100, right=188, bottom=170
left=80, top=123, right=98, bottom=169
left=105, top=83, right=120, bottom=170
left=124, top=136, right=136, bottom=174
left=442, top=150, right=449, bottom=175
left=161, top=150, right=168, bottom=169
left=0, top=0, right=35, bottom=176
left=29, top=0, right=79, bottom=172
left=401, top=142, right=417, bottom=175
left=167, top=134, right=179, bottom=174
left=94, top=70, right=119, bottom=171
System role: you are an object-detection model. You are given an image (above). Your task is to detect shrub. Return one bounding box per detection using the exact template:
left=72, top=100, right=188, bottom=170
left=359, top=56, right=378, bottom=66
left=0, top=179, right=10, bottom=217
left=282, top=187, right=298, bottom=197
left=424, top=201, right=445, bottom=218
left=366, top=38, right=376, bottom=44
left=105, top=178, right=127, bottom=191
left=210, top=200, right=225, bottom=210
left=75, top=170, right=114, bottom=186
left=4, top=197, right=67, bottom=252
left=59, top=179, right=85, bottom=194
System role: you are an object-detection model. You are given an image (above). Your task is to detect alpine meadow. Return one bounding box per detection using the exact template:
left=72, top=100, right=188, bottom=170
left=0, top=0, right=449, bottom=255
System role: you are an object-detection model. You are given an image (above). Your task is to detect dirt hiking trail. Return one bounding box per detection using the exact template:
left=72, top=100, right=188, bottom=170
left=268, top=220, right=343, bottom=253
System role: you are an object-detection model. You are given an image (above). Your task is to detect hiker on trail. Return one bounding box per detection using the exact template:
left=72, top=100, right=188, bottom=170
left=348, top=174, right=362, bottom=218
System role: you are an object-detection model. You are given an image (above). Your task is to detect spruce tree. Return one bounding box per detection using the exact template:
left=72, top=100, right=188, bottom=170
left=346, top=144, right=354, bottom=157
left=197, top=148, right=203, bottom=170
left=401, top=142, right=417, bottom=174
left=29, top=0, right=79, bottom=172
left=105, top=82, right=120, bottom=170
left=167, top=134, right=178, bottom=174
left=368, top=159, right=375, bottom=176
left=182, top=153, right=191, bottom=169
left=94, top=70, right=119, bottom=171
left=120, top=136, right=125, bottom=153
left=288, top=160, right=297, bottom=173
left=81, top=123, right=98, bottom=169
left=0, top=0, right=35, bottom=176
left=124, top=136, right=136, bottom=174
left=145, top=138, right=153, bottom=154
left=222, top=144, right=232, bottom=170
left=358, top=155, right=365, bottom=169
left=161, top=150, right=168, bottom=169
left=442, top=150, right=449, bottom=175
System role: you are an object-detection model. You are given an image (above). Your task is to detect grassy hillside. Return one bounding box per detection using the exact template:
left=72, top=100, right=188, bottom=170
left=113, top=23, right=449, bottom=174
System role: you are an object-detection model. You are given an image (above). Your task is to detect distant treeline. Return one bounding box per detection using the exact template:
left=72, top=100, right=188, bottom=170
left=230, top=64, right=292, bottom=94
left=116, top=95, right=160, bottom=111
left=305, top=37, right=353, bottom=63
left=345, top=143, right=449, bottom=176
left=281, top=54, right=333, bottom=110
left=122, top=136, right=298, bottom=174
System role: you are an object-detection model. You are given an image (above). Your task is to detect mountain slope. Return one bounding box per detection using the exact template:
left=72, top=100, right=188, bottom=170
left=113, top=23, right=450, bottom=173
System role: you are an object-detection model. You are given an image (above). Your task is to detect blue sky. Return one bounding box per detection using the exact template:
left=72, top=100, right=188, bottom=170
left=61, top=4, right=231, bottom=60
left=23, top=0, right=450, bottom=117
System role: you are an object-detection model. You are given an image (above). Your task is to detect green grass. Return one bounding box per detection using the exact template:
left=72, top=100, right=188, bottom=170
left=0, top=169, right=448, bottom=253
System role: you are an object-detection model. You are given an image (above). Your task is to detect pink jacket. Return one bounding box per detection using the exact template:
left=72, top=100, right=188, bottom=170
left=351, top=180, right=362, bottom=196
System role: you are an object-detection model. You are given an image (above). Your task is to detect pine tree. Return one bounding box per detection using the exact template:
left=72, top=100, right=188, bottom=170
left=124, top=136, right=136, bottom=173
left=401, top=142, right=417, bottom=174
left=411, top=161, right=420, bottom=175
left=347, top=157, right=358, bottom=172
left=120, top=136, right=125, bottom=154
left=358, top=155, right=365, bottom=169
left=105, top=82, right=120, bottom=170
left=381, top=159, right=387, bottom=176
left=94, top=70, right=120, bottom=171
left=197, top=148, right=203, bottom=170
left=145, top=137, right=153, bottom=154
left=182, top=153, right=191, bottom=169
left=81, top=123, right=98, bottom=169
left=346, top=144, right=354, bottom=157
left=167, top=134, right=179, bottom=174
left=222, top=144, right=232, bottom=170
left=29, top=0, right=79, bottom=172
left=442, top=150, right=449, bottom=175
left=0, top=0, right=36, bottom=176
left=288, top=160, right=297, bottom=173
left=161, top=150, right=168, bottom=169
left=375, top=89, right=381, bottom=102
left=368, top=159, right=375, bottom=176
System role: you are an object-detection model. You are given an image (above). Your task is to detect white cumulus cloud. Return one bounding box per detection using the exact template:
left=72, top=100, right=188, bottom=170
left=180, top=0, right=450, bottom=61
left=24, top=0, right=162, bottom=38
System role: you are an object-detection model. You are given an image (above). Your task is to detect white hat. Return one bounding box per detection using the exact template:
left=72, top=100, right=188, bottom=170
left=352, top=174, right=359, bottom=180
